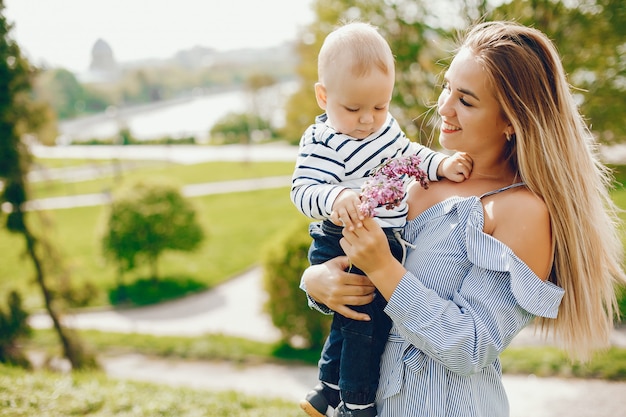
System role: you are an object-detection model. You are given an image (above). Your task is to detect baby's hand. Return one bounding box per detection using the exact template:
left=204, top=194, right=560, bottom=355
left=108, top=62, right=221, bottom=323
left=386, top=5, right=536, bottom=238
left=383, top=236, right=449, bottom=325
left=330, top=189, right=364, bottom=231
left=439, top=152, right=473, bottom=182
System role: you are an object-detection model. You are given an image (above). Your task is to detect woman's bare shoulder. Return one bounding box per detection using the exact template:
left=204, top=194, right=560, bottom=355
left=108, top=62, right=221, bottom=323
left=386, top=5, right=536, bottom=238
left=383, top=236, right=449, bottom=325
left=487, top=187, right=552, bottom=279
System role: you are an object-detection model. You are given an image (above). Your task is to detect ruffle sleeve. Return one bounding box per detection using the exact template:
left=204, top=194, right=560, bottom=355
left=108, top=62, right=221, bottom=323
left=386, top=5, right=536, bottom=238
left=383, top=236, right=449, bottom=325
left=465, top=202, right=564, bottom=318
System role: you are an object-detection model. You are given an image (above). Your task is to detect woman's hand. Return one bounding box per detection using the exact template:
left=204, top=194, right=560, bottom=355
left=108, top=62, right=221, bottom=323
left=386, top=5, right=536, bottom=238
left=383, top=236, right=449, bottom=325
left=302, top=256, right=376, bottom=321
left=340, top=217, right=407, bottom=300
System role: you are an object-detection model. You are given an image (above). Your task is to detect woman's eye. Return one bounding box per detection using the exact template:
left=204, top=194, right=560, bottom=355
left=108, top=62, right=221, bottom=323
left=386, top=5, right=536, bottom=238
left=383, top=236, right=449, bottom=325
left=460, top=97, right=472, bottom=107
left=441, top=82, right=450, bottom=91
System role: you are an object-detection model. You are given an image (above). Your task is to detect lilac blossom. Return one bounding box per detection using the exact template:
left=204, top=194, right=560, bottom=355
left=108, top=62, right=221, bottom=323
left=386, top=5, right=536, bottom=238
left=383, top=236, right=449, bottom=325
left=358, top=155, right=429, bottom=218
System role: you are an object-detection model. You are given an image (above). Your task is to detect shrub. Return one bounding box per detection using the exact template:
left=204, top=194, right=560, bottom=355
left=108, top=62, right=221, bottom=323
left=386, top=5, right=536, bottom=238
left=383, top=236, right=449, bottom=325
left=262, top=218, right=331, bottom=349
left=0, top=291, right=31, bottom=368
left=209, top=112, right=274, bottom=145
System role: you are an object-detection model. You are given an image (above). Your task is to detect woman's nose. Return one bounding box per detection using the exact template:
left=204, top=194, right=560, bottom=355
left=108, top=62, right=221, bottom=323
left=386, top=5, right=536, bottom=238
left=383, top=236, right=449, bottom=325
left=438, top=92, right=454, bottom=117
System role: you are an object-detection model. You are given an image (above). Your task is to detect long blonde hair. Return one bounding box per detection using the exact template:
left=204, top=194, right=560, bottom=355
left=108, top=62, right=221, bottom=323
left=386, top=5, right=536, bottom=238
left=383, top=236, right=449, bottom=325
left=462, top=21, right=625, bottom=362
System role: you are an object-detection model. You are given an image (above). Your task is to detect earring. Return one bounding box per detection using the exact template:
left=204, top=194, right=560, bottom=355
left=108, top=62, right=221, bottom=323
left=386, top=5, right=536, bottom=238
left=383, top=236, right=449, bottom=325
left=506, top=132, right=515, bottom=142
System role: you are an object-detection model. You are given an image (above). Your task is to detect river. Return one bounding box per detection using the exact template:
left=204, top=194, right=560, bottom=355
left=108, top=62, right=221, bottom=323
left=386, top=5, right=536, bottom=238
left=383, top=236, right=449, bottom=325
left=57, top=81, right=298, bottom=144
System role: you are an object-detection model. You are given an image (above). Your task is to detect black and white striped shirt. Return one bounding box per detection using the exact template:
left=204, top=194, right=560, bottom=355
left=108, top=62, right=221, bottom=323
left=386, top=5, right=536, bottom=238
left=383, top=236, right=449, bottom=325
left=291, top=113, right=446, bottom=228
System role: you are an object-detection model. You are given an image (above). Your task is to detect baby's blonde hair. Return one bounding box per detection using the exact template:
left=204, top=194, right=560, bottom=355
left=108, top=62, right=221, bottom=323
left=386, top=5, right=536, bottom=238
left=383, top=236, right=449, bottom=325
left=462, top=21, right=626, bottom=362
left=318, top=22, right=395, bottom=86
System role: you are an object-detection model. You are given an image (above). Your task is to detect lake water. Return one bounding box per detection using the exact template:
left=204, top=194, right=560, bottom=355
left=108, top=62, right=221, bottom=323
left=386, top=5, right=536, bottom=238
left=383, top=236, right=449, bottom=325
left=57, top=81, right=298, bottom=143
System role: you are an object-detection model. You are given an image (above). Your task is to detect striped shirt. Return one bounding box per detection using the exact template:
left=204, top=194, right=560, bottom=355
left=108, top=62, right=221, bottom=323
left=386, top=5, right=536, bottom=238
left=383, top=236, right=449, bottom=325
left=291, top=113, right=446, bottom=228
left=304, top=189, right=564, bottom=416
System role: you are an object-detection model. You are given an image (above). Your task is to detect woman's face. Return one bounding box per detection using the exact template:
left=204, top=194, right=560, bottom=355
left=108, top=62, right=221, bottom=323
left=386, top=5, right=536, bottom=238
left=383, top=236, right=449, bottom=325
left=437, top=48, right=510, bottom=157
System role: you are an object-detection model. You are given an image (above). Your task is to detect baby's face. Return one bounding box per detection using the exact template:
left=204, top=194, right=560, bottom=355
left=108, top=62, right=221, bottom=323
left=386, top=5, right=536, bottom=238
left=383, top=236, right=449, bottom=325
left=318, top=67, right=394, bottom=140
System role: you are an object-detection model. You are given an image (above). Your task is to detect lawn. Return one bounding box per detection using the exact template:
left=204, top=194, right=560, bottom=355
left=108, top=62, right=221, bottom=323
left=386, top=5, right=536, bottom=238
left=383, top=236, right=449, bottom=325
left=29, top=159, right=296, bottom=199
left=1, top=160, right=303, bottom=310
left=0, top=363, right=302, bottom=417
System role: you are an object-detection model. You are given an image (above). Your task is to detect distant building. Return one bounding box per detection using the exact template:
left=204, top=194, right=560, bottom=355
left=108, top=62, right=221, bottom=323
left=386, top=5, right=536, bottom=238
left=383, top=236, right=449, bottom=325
left=90, top=38, right=117, bottom=72
left=81, top=38, right=120, bottom=83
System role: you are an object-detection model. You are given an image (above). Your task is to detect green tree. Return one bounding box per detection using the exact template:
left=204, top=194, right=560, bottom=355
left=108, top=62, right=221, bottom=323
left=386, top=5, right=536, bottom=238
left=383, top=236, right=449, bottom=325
left=285, top=0, right=626, bottom=145
left=101, top=180, right=205, bottom=283
left=489, top=0, right=626, bottom=143
left=0, top=1, right=96, bottom=369
left=34, top=68, right=109, bottom=120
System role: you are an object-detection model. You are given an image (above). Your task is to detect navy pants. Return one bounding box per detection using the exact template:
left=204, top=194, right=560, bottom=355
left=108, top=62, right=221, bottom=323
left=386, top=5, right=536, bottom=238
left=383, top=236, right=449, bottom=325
left=308, top=220, right=403, bottom=405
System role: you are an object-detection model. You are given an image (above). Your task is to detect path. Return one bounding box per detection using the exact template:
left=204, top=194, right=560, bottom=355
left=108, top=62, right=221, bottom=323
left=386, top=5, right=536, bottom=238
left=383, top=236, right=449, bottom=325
left=29, top=267, right=281, bottom=342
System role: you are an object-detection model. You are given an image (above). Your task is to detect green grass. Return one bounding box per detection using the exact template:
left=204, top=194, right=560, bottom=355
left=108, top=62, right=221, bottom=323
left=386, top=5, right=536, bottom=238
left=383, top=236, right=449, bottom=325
left=28, top=328, right=321, bottom=366
left=25, top=328, right=626, bottom=381
left=0, top=364, right=302, bottom=417
left=1, top=179, right=303, bottom=311
left=30, top=159, right=295, bottom=199
left=501, top=346, right=626, bottom=380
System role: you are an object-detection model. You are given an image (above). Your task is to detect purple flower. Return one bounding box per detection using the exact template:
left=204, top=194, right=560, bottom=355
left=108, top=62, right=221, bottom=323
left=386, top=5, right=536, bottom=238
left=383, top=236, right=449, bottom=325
left=358, top=156, right=429, bottom=218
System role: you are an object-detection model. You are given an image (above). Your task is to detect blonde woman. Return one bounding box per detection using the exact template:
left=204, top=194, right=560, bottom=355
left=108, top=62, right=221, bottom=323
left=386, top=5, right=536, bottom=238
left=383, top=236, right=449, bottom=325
left=301, top=21, right=625, bottom=416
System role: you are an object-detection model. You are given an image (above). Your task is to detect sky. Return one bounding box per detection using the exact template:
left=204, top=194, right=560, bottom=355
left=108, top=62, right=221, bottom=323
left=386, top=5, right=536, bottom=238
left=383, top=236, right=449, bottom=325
left=3, top=0, right=315, bottom=73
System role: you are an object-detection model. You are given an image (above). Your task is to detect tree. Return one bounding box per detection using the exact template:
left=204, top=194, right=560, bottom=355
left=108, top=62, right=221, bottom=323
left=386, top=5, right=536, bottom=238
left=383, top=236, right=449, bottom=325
left=101, top=180, right=205, bottom=284
left=0, top=1, right=96, bottom=369
left=284, top=0, right=626, bottom=145
left=488, top=0, right=626, bottom=143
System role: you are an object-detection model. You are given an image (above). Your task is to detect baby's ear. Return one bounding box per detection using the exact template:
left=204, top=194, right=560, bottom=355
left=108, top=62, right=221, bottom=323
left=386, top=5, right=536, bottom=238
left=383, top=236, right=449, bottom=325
left=314, top=83, right=327, bottom=110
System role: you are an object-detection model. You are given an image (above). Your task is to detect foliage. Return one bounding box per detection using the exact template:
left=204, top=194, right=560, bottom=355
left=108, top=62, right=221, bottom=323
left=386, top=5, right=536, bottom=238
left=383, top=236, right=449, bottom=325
left=284, top=0, right=626, bottom=146
left=0, top=291, right=31, bottom=368
left=107, top=275, right=206, bottom=307
left=262, top=218, right=332, bottom=349
left=100, top=179, right=205, bottom=281
left=0, top=364, right=303, bottom=417
left=0, top=0, right=97, bottom=370
left=209, top=112, right=275, bottom=145
left=33, top=69, right=108, bottom=119
left=489, top=0, right=626, bottom=144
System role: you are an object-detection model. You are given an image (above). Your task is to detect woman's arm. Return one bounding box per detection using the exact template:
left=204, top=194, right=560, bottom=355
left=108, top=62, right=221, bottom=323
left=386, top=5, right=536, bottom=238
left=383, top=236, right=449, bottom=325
left=302, top=256, right=377, bottom=321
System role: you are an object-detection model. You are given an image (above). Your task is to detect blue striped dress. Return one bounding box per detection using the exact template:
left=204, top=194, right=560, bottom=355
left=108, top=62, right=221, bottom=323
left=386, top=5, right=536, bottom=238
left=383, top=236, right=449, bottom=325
left=303, top=186, right=564, bottom=416
left=291, top=113, right=446, bottom=228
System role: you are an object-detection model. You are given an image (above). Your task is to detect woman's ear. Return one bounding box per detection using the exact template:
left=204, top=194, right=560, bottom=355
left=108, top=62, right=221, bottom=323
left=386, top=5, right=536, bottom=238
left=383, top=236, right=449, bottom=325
left=504, top=124, right=515, bottom=141
left=314, top=82, right=327, bottom=110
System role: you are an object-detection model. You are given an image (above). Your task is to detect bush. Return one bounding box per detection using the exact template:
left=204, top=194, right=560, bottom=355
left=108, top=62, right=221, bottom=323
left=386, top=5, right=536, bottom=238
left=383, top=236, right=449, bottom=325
left=0, top=291, right=31, bottom=368
left=262, top=218, right=331, bottom=349
left=209, top=112, right=275, bottom=145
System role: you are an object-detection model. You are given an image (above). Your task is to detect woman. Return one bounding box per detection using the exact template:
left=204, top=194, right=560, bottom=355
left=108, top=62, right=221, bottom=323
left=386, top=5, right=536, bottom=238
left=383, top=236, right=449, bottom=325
left=301, top=21, right=625, bottom=416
